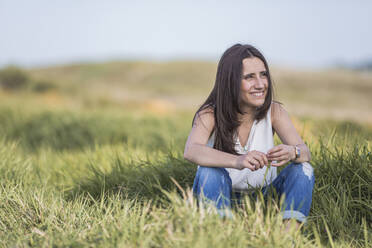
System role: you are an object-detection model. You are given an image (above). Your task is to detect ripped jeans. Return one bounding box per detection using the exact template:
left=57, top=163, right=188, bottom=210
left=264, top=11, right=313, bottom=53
left=192, top=162, right=315, bottom=223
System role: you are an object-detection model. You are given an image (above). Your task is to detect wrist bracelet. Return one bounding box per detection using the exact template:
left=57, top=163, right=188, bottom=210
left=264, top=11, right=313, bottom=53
left=294, top=145, right=301, bottom=159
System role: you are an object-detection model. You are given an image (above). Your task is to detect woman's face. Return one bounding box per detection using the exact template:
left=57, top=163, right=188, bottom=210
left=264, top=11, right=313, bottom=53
left=239, top=57, right=268, bottom=109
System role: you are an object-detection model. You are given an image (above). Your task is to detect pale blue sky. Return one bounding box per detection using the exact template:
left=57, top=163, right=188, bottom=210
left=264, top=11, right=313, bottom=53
left=1, top=0, right=371, bottom=68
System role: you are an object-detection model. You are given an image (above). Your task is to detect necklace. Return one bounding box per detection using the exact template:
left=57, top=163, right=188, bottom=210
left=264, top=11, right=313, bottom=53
left=237, top=120, right=257, bottom=153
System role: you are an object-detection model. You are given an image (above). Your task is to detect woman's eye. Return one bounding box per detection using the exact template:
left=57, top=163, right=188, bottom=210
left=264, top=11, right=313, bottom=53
left=261, top=72, right=268, bottom=77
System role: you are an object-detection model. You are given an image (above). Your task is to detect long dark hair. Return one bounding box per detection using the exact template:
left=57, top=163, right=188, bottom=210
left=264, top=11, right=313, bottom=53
left=192, top=44, right=274, bottom=155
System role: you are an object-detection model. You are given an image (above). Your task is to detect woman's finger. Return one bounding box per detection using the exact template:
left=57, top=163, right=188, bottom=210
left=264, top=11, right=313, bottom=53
left=251, top=157, right=261, bottom=170
left=267, top=146, right=281, bottom=154
left=243, top=161, right=255, bottom=171
left=252, top=153, right=265, bottom=168
left=247, top=157, right=260, bottom=170
left=253, top=151, right=269, bottom=166
left=261, top=153, right=269, bottom=167
left=267, top=150, right=286, bottom=159
left=252, top=151, right=267, bottom=168
left=267, top=147, right=284, bottom=156
left=271, top=155, right=289, bottom=161
left=271, top=160, right=288, bottom=167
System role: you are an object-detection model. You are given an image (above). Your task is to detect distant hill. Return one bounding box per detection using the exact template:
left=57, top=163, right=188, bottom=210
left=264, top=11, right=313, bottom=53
left=1, top=60, right=371, bottom=123
left=334, top=59, right=372, bottom=71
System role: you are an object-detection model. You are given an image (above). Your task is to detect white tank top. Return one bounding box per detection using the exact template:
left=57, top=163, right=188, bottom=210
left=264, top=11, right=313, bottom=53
left=204, top=105, right=277, bottom=191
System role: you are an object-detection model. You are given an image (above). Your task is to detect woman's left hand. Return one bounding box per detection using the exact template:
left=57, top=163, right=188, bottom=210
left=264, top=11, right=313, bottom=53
left=267, top=144, right=296, bottom=167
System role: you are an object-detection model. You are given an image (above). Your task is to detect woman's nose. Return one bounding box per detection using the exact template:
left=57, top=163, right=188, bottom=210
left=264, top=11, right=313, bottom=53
left=255, top=77, right=265, bottom=89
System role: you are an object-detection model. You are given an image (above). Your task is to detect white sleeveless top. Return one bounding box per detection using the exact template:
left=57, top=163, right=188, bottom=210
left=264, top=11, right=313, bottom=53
left=204, top=106, right=277, bottom=191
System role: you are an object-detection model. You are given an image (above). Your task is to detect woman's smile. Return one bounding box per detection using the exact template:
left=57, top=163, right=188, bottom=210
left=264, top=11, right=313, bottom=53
left=250, top=91, right=265, bottom=98
left=239, top=57, right=268, bottom=109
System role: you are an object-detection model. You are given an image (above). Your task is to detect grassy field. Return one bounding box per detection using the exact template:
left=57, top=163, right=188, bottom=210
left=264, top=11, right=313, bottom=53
left=26, top=61, right=372, bottom=122
left=0, top=62, right=371, bottom=247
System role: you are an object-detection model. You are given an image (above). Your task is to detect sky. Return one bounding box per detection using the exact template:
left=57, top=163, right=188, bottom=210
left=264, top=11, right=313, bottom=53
left=0, top=0, right=371, bottom=69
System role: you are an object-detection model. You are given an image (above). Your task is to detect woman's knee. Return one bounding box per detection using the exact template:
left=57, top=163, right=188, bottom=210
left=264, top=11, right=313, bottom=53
left=193, top=166, right=232, bottom=209
left=287, top=162, right=314, bottom=181
left=197, top=166, right=231, bottom=187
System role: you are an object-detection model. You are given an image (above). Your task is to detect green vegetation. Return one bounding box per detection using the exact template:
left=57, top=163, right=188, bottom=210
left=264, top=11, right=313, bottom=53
left=0, top=61, right=371, bottom=247
left=27, top=61, right=372, bottom=122
left=0, top=107, right=186, bottom=152
left=0, top=66, right=29, bottom=91
left=0, top=66, right=57, bottom=93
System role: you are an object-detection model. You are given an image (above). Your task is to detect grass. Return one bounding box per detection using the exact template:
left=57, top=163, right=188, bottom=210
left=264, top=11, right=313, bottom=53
left=0, top=106, right=370, bottom=247
left=25, top=61, right=372, bottom=122
left=0, top=61, right=371, bottom=247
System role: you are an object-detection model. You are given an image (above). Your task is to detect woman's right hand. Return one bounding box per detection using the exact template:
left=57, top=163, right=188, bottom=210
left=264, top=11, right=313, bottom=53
left=234, top=150, right=269, bottom=171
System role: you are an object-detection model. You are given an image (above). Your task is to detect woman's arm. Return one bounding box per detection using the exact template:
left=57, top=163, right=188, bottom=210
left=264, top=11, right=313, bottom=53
left=267, top=102, right=311, bottom=166
left=184, top=108, right=268, bottom=171
left=183, top=108, right=238, bottom=168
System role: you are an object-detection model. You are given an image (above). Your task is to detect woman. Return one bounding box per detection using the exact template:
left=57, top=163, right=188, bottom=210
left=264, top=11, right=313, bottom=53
left=183, top=44, right=315, bottom=227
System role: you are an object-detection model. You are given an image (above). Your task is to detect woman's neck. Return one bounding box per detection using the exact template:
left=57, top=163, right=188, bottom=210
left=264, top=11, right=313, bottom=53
left=238, top=104, right=256, bottom=124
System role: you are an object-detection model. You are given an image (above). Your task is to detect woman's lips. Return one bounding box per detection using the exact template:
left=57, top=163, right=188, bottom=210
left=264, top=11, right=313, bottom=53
left=250, top=91, right=265, bottom=97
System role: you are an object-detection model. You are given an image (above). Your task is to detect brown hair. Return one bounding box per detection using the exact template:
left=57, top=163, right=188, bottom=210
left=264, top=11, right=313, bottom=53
left=192, top=44, right=274, bottom=155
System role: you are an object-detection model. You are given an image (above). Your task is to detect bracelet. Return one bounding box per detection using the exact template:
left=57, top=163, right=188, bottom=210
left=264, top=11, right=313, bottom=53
left=294, top=145, right=300, bottom=159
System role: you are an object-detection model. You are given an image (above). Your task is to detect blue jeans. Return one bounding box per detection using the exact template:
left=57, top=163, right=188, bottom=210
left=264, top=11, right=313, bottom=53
left=192, top=162, right=315, bottom=223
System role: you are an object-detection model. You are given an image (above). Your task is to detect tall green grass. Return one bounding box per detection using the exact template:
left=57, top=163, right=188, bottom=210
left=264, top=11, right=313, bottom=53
left=0, top=106, right=188, bottom=152
left=0, top=106, right=371, bottom=247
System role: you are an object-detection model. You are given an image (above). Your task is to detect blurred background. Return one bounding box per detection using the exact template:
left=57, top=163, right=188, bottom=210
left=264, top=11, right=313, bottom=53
left=1, top=2, right=372, bottom=246
left=1, top=0, right=372, bottom=127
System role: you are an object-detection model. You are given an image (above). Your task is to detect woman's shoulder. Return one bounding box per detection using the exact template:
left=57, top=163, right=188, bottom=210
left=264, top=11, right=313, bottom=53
left=270, top=101, right=289, bottom=125
left=193, top=106, right=215, bottom=133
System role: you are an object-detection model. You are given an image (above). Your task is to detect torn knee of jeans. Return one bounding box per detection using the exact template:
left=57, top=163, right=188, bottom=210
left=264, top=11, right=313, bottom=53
left=302, top=162, right=313, bottom=180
